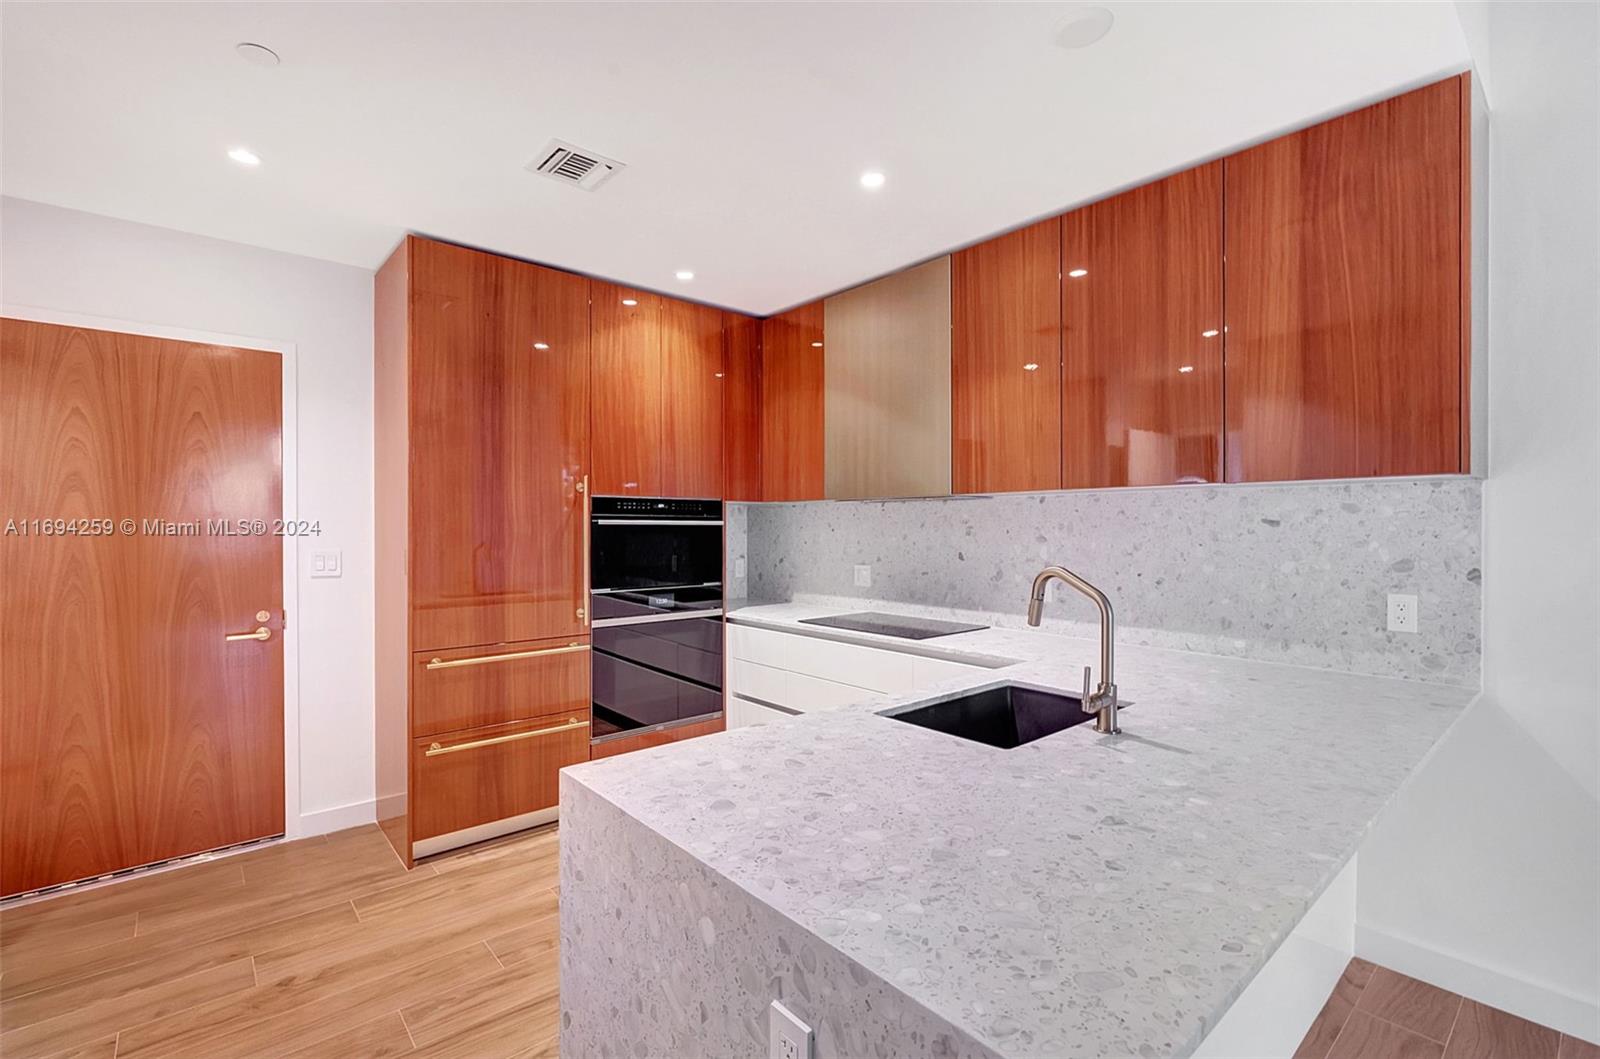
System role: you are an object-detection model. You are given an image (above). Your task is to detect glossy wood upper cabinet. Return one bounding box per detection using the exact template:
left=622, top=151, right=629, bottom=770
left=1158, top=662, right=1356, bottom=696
left=409, top=239, right=590, bottom=651
left=951, top=218, right=1063, bottom=494
left=590, top=281, right=663, bottom=495
left=1062, top=162, right=1223, bottom=488
left=824, top=256, right=952, bottom=500
left=723, top=312, right=762, bottom=501
left=661, top=298, right=725, bottom=498
left=760, top=302, right=826, bottom=501
left=1224, top=75, right=1467, bottom=482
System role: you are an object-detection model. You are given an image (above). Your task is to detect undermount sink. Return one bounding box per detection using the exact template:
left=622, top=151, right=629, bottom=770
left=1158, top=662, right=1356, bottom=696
left=881, top=684, right=1096, bottom=749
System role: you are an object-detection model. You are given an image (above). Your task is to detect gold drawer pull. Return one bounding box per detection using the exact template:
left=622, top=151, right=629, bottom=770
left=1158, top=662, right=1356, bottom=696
left=425, top=642, right=588, bottom=670
left=425, top=718, right=588, bottom=756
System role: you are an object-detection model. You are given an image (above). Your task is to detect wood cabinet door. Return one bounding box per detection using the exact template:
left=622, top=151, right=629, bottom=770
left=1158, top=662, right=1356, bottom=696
left=409, top=240, right=590, bottom=651
left=1, top=319, right=284, bottom=896
left=759, top=302, right=826, bottom=500
left=722, top=312, right=762, bottom=501
left=1063, top=162, right=1224, bottom=487
left=951, top=218, right=1063, bottom=493
left=661, top=299, right=725, bottom=498
left=590, top=281, right=663, bottom=496
left=1223, top=75, right=1466, bottom=482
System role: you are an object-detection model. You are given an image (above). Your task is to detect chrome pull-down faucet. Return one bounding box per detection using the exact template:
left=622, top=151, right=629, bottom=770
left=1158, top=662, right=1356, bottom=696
left=1027, top=566, right=1120, bottom=734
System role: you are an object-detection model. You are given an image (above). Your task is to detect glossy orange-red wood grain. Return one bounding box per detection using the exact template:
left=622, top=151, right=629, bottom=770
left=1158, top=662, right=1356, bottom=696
left=1, top=319, right=285, bottom=896
left=951, top=217, right=1064, bottom=494
left=407, top=240, right=590, bottom=652
left=722, top=312, right=763, bottom=501
left=759, top=302, right=825, bottom=501
left=588, top=716, right=725, bottom=760
left=410, top=639, right=591, bottom=739
left=589, top=281, right=663, bottom=496
left=1062, top=162, right=1224, bottom=487
left=409, top=712, right=590, bottom=841
left=1223, top=76, right=1465, bottom=482
left=661, top=298, right=725, bottom=498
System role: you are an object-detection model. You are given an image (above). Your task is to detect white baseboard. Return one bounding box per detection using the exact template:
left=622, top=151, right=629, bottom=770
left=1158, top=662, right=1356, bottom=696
left=1355, top=924, right=1600, bottom=1044
left=295, top=798, right=377, bottom=838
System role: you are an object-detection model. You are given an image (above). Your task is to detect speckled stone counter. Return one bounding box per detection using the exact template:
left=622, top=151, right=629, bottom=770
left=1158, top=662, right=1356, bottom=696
left=560, top=602, right=1475, bottom=1059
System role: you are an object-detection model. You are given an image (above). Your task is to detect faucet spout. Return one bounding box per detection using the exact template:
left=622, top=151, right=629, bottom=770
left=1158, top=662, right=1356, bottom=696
left=1026, top=565, right=1119, bottom=734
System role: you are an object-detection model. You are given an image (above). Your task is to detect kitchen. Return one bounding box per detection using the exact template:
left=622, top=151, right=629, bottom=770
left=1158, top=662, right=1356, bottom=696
left=0, top=3, right=1596, bottom=1059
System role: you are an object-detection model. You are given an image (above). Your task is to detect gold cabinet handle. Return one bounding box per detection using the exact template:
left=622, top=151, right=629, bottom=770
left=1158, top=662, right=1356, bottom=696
left=425, top=717, right=588, bottom=756
left=225, top=626, right=272, bottom=642
left=579, top=473, right=590, bottom=626
left=424, top=642, right=588, bottom=670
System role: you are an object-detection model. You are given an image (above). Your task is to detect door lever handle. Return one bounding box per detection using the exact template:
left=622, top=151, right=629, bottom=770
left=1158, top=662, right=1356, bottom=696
left=225, top=626, right=272, bottom=642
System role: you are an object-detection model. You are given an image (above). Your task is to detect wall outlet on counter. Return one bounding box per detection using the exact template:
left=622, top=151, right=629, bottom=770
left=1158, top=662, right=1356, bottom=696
left=1387, top=593, right=1419, bottom=633
left=768, top=1000, right=813, bottom=1059
left=853, top=564, right=872, bottom=588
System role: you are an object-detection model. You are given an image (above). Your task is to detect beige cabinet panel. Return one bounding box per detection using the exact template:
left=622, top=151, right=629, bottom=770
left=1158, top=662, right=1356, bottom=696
left=823, top=256, right=952, bottom=499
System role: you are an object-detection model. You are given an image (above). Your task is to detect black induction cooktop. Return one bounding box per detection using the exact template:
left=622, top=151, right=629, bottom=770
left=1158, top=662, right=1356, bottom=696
left=797, top=612, right=988, bottom=640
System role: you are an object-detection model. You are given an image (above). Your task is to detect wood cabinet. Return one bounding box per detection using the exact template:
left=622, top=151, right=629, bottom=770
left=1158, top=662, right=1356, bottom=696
left=1223, top=75, right=1468, bottom=482
left=1062, top=162, right=1224, bottom=487
left=662, top=297, right=725, bottom=498
left=760, top=301, right=826, bottom=501
left=590, top=282, right=664, bottom=495
left=375, top=236, right=592, bottom=866
left=951, top=218, right=1063, bottom=494
left=723, top=312, right=762, bottom=501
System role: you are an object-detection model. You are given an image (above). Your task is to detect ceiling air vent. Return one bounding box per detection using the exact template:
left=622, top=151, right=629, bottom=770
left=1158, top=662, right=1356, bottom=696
left=527, top=139, right=624, bottom=191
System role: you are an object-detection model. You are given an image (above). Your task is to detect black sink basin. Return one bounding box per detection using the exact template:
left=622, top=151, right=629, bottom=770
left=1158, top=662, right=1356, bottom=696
left=882, top=684, right=1096, bottom=749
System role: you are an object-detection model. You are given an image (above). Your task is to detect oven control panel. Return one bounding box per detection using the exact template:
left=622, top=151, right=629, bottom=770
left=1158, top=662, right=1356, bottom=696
left=590, top=496, right=723, bottom=521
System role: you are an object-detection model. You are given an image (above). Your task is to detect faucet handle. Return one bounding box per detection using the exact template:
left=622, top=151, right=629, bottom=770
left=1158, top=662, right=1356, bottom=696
left=1081, top=665, right=1094, bottom=715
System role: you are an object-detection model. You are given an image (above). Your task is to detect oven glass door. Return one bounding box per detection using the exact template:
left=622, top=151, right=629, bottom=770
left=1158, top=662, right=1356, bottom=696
left=591, top=613, right=723, bottom=739
left=590, top=520, right=722, bottom=593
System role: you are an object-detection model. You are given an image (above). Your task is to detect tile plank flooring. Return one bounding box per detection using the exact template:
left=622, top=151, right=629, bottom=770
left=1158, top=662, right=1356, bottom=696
left=5, top=826, right=1594, bottom=1059
left=0, top=824, right=559, bottom=1059
left=1297, top=957, right=1597, bottom=1059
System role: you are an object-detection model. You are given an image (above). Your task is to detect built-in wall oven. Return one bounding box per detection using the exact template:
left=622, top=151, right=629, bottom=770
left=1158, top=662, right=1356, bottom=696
left=588, top=497, right=724, bottom=744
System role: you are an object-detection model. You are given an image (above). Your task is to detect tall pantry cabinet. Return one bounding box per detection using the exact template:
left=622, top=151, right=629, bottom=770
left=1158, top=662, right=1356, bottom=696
left=375, top=236, right=593, bottom=865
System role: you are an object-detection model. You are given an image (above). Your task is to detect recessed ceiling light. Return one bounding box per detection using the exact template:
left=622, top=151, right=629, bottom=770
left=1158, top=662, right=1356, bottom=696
left=227, top=146, right=262, bottom=167
left=1202, top=329, right=1220, bottom=338
left=1178, top=365, right=1195, bottom=374
left=1056, top=5, right=1114, bottom=49
left=811, top=341, right=823, bottom=348
left=675, top=270, right=695, bottom=281
left=533, top=342, right=550, bottom=350
left=859, top=170, right=886, bottom=190
left=1022, top=363, right=1040, bottom=372
left=621, top=298, right=638, bottom=306
left=235, top=42, right=281, bottom=67
left=1067, top=268, right=1088, bottom=278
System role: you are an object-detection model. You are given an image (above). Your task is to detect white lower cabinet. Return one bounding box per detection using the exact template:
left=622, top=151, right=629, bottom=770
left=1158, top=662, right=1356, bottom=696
left=725, top=695, right=793, bottom=729
left=726, top=620, right=995, bottom=718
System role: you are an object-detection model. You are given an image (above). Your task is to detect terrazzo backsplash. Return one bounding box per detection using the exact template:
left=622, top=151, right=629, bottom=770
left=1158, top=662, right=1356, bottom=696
left=729, top=478, right=1482, bottom=685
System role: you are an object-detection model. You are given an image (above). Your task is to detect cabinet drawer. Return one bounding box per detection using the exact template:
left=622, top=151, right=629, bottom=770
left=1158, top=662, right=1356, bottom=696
left=726, top=623, right=915, bottom=693
left=912, top=655, right=987, bottom=688
left=726, top=695, right=794, bottom=729
left=410, top=713, right=590, bottom=842
left=411, top=637, right=590, bottom=738
left=728, top=658, right=877, bottom=713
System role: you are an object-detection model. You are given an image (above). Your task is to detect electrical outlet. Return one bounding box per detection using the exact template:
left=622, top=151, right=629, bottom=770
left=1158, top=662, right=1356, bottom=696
left=1387, top=593, right=1418, bottom=633
left=853, top=564, right=872, bottom=588
left=768, top=1000, right=813, bottom=1059
left=310, top=550, right=342, bottom=579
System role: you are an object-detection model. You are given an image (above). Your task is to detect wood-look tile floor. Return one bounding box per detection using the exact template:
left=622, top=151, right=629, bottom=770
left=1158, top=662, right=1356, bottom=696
left=1296, top=957, right=1600, bottom=1059
left=0, top=824, right=560, bottom=1059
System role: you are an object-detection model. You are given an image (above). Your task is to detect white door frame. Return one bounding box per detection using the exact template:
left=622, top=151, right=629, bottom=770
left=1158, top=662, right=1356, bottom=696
left=3, top=303, right=306, bottom=839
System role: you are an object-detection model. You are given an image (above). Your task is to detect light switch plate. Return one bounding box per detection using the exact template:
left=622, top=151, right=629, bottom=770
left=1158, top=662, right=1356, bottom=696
left=1387, top=593, right=1418, bottom=633
left=311, top=550, right=343, bottom=579
left=853, top=564, right=872, bottom=588
left=735, top=557, right=747, bottom=578
left=768, top=1000, right=813, bottom=1059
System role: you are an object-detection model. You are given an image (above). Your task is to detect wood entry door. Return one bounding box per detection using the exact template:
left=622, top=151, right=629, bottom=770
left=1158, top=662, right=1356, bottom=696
left=0, top=319, right=286, bottom=897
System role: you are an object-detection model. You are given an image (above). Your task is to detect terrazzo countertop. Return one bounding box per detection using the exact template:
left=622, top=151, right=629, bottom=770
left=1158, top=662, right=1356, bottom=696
left=562, top=599, right=1476, bottom=1057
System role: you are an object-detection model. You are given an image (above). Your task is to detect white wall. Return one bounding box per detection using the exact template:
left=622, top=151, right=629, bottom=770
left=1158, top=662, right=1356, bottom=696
left=1359, top=0, right=1600, bottom=1041
left=0, top=196, right=377, bottom=836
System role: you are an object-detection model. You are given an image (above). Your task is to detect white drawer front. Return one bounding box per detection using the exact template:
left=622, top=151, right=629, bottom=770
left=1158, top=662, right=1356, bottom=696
left=729, top=658, right=790, bottom=706
left=728, top=658, right=879, bottom=713
left=727, top=623, right=794, bottom=668
left=727, top=622, right=916, bottom=694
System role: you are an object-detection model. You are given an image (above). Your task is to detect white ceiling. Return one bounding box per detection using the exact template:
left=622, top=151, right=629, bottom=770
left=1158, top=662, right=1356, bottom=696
left=1, top=2, right=1470, bottom=315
